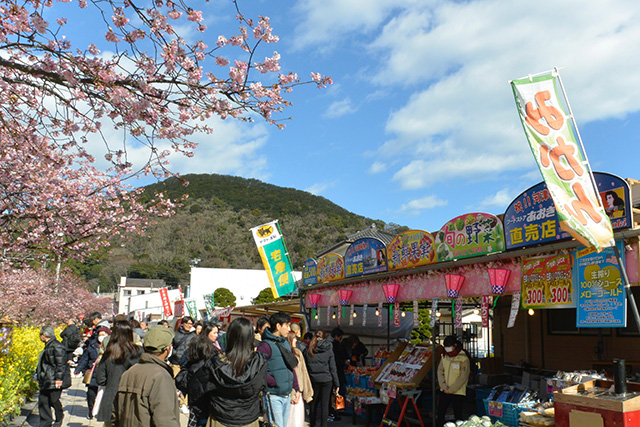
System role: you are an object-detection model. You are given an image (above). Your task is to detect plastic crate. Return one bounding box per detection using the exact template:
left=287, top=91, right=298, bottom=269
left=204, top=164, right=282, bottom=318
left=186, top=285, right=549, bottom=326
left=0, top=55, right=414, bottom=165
left=359, top=375, right=371, bottom=389
left=482, top=399, right=533, bottom=427
left=474, top=389, right=492, bottom=416
left=345, top=372, right=355, bottom=387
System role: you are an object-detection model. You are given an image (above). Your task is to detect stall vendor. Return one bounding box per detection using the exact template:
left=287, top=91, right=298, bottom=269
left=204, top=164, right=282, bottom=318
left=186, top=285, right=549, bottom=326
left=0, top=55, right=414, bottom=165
left=436, top=335, right=469, bottom=427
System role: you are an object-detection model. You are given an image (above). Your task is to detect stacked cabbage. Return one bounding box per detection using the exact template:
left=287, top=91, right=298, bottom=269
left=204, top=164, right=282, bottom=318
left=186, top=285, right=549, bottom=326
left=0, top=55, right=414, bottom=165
left=444, top=415, right=504, bottom=427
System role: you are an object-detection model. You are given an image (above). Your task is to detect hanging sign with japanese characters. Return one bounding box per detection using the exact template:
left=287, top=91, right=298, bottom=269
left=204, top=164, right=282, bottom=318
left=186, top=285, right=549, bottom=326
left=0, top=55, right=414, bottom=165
left=435, top=213, right=505, bottom=261
left=250, top=221, right=296, bottom=298
left=317, top=253, right=345, bottom=283
left=511, top=71, right=614, bottom=251
left=387, top=230, right=436, bottom=271
left=159, top=287, right=173, bottom=317
left=302, top=258, right=318, bottom=286
left=521, top=254, right=575, bottom=309
left=575, top=242, right=626, bottom=328
left=344, top=238, right=388, bottom=278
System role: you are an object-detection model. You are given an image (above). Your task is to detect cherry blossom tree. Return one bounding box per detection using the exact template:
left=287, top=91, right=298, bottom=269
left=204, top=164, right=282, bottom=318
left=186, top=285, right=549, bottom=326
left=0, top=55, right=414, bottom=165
left=0, top=0, right=331, bottom=265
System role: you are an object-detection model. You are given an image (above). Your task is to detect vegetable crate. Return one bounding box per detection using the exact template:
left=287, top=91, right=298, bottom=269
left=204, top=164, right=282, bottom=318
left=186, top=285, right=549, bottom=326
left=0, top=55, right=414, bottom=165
left=483, top=399, right=533, bottom=427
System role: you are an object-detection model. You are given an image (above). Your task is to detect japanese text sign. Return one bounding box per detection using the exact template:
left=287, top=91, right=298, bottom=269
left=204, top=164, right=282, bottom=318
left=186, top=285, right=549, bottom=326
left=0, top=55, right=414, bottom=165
left=317, top=253, right=345, bottom=283
left=251, top=221, right=296, bottom=298
left=435, top=213, right=505, bottom=261
left=521, top=254, right=575, bottom=309
left=159, top=287, right=172, bottom=317
left=481, top=295, right=491, bottom=328
left=575, top=242, right=626, bottom=327
left=302, top=258, right=318, bottom=286
left=174, top=300, right=184, bottom=317
left=387, top=229, right=436, bottom=271
left=511, top=72, right=613, bottom=251
left=185, top=299, right=198, bottom=319
left=344, top=238, right=388, bottom=277
left=202, top=293, right=215, bottom=317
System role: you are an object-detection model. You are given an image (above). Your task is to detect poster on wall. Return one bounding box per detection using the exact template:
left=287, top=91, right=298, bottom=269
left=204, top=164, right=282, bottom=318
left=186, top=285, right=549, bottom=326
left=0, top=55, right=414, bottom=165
left=302, top=258, right=318, bottom=286
left=575, top=242, right=626, bottom=328
left=504, top=172, right=631, bottom=250
left=387, top=230, right=436, bottom=271
left=344, top=238, right=388, bottom=278
left=317, top=253, right=345, bottom=283
left=435, top=213, right=505, bottom=261
left=521, top=254, right=575, bottom=309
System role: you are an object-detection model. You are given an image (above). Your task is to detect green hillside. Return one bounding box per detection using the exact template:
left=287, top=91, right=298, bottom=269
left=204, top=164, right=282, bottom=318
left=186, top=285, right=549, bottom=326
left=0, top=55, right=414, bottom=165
left=75, top=174, right=406, bottom=291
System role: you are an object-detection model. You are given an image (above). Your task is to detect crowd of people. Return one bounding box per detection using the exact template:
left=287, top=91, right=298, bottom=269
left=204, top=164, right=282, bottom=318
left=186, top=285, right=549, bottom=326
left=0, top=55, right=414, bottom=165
left=36, top=312, right=360, bottom=427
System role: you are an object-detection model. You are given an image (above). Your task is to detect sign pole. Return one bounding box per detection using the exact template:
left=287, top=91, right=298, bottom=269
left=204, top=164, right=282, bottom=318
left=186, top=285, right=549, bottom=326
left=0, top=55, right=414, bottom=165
left=432, top=321, right=438, bottom=427
left=613, top=244, right=640, bottom=331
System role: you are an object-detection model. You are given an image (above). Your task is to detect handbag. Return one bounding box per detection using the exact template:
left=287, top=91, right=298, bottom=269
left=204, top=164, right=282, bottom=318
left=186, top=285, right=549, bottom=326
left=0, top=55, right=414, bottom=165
left=332, top=393, right=345, bottom=411
left=260, top=391, right=277, bottom=427
left=83, top=358, right=99, bottom=385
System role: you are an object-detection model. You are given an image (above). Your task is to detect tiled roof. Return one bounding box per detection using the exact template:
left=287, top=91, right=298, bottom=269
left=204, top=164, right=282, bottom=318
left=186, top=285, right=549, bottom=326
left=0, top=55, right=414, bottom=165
left=123, top=278, right=167, bottom=288
left=315, top=224, right=396, bottom=257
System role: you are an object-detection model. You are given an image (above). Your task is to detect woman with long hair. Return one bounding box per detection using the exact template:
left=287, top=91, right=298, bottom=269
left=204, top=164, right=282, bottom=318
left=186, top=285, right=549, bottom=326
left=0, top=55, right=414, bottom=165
left=94, top=318, right=143, bottom=425
left=190, top=317, right=267, bottom=427
left=287, top=331, right=313, bottom=427
left=303, top=330, right=339, bottom=427
left=176, top=321, right=220, bottom=427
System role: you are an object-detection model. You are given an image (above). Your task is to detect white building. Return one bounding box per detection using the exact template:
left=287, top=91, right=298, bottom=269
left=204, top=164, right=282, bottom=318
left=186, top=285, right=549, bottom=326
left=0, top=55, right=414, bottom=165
left=117, top=277, right=167, bottom=315
left=128, top=288, right=183, bottom=321
left=188, top=267, right=301, bottom=312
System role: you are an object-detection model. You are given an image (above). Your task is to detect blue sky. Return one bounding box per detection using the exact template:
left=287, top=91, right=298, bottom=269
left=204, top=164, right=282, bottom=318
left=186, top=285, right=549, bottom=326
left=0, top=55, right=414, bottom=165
left=74, top=0, right=640, bottom=233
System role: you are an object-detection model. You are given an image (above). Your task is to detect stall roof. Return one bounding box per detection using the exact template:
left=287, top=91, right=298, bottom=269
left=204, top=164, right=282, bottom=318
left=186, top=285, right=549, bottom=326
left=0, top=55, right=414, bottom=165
left=315, top=223, right=397, bottom=258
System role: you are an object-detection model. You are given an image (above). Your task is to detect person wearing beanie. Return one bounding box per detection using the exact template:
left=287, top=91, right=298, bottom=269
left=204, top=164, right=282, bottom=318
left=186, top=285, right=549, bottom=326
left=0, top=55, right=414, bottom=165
left=436, top=335, right=469, bottom=427
left=112, top=326, right=180, bottom=427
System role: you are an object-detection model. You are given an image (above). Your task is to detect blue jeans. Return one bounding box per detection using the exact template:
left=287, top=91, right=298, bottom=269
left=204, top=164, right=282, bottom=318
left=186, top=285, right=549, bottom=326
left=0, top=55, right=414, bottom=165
left=264, top=393, right=291, bottom=427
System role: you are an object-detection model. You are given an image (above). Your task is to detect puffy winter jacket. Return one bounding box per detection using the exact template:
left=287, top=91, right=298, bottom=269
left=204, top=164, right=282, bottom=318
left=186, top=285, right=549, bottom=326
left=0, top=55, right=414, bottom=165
left=37, top=338, right=72, bottom=391
left=169, top=327, right=195, bottom=365
left=303, top=337, right=339, bottom=387
left=189, top=352, right=268, bottom=427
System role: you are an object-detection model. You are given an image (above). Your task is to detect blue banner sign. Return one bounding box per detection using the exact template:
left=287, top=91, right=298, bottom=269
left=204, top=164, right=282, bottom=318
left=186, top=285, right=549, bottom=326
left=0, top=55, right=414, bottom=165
left=344, top=238, right=388, bottom=278
left=302, top=258, right=318, bottom=286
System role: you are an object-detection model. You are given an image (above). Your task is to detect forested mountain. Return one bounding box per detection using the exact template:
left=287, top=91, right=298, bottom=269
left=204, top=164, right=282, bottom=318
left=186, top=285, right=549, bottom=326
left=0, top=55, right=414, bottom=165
left=74, top=174, right=406, bottom=291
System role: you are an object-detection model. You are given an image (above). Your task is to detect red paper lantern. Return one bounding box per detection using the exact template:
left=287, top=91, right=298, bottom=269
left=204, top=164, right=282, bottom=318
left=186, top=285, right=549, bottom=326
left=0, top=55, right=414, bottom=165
left=382, top=284, right=400, bottom=303
left=308, top=294, right=321, bottom=308
left=488, top=268, right=510, bottom=295
left=338, top=290, right=353, bottom=306
left=445, top=274, right=465, bottom=298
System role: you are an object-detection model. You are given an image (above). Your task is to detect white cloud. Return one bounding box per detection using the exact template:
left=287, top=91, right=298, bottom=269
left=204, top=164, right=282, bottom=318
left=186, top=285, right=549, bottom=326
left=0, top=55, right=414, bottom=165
left=368, top=161, right=387, bottom=174
left=305, top=181, right=335, bottom=195
left=399, top=195, right=448, bottom=214
left=479, top=188, right=516, bottom=209
left=324, top=98, right=357, bottom=118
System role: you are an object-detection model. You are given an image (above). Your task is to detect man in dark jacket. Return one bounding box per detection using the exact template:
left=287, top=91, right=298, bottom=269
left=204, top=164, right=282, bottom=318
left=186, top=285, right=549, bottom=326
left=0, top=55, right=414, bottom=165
left=257, top=312, right=299, bottom=427
left=37, top=325, right=72, bottom=427
left=113, top=326, right=179, bottom=427
left=169, top=316, right=195, bottom=369
left=60, top=318, right=81, bottom=362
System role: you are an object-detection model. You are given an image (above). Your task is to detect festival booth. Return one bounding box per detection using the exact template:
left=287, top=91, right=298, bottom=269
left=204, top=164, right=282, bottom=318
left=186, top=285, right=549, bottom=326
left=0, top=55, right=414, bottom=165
left=299, top=171, right=640, bottom=427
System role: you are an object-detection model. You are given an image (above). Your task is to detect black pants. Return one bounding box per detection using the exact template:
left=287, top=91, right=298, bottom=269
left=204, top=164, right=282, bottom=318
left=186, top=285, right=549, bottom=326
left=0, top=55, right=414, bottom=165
left=309, top=381, right=332, bottom=427
left=38, top=388, right=63, bottom=427
left=87, top=385, right=98, bottom=417
left=436, top=391, right=464, bottom=427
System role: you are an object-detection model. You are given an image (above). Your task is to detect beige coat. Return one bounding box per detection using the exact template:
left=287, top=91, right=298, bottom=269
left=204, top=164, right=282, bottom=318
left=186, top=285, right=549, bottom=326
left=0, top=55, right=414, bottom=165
left=293, top=348, right=314, bottom=403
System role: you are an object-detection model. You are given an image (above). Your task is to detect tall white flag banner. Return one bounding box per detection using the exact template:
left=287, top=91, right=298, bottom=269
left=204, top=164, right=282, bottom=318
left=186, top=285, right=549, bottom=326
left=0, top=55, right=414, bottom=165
left=511, top=71, right=613, bottom=251
left=508, top=292, right=521, bottom=328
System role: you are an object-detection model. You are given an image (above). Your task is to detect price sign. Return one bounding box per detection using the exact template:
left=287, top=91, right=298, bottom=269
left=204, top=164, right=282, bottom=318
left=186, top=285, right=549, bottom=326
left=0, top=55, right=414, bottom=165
left=522, top=254, right=574, bottom=309
left=488, top=401, right=503, bottom=417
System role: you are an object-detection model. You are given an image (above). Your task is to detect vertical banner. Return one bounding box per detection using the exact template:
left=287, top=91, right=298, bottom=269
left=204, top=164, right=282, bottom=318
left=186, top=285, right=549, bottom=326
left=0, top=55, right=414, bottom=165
left=349, top=304, right=354, bottom=326
left=250, top=221, right=296, bottom=298
left=174, top=300, right=184, bottom=317
left=508, top=292, right=521, bottom=328
left=454, top=298, right=463, bottom=328
left=185, top=299, right=198, bottom=319
left=203, top=293, right=215, bottom=318
left=430, top=298, right=439, bottom=327
left=413, top=300, right=420, bottom=328
left=159, top=287, right=172, bottom=317
left=338, top=303, right=342, bottom=324
left=378, top=302, right=383, bottom=327
left=511, top=71, right=613, bottom=251
left=317, top=307, right=321, bottom=326
left=393, top=302, right=400, bottom=327
left=481, top=296, right=491, bottom=328
left=327, top=305, right=331, bottom=326
left=362, top=303, right=368, bottom=327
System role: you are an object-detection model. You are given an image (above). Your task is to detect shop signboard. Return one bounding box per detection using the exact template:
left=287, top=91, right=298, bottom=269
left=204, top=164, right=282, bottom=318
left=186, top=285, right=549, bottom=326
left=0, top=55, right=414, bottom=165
left=575, top=242, right=626, bottom=328
left=250, top=220, right=296, bottom=298
left=387, top=229, right=436, bottom=271
left=504, top=172, right=630, bottom=250
left=435, top=213, right=505, bottom=261
left=511, top=71, right=614, bottom=251
left=317, top=253, right=345, bottom=283
left=521, top=254, right=575, bottom=309
left=344, top=238, right=388, bottom=278
left=302, top=258, right=318, bottom=286
left=596, top=172, right=632, bottom=231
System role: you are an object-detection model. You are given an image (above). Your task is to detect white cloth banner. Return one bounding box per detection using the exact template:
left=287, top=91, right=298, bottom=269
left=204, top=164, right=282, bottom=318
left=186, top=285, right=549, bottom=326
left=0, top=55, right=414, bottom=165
left=481, top=295, right=492, bottom=328
left=349, top=304, right=354, bottom=326
left=430, top=298, right=439, bottom=327
left=454, top=298, right=463, bottom=328
left=413, top=301, right=420, bottom=328
left=378, top=302, right=383, bottom=327
left=363, top=303, right=368, bottom=326
left=508, top=292, right=521, bottom=328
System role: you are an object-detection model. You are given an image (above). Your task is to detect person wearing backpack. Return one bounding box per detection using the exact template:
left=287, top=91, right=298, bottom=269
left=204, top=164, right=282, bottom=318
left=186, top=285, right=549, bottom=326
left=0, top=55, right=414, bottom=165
left=60, top=318, right=81, bottom=362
